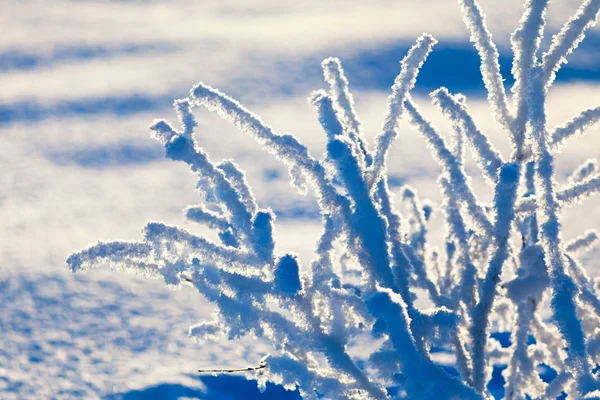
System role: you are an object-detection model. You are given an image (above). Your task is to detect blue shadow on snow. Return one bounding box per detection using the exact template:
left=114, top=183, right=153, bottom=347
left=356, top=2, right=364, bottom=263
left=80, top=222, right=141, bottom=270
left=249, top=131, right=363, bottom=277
left=3, top=34, right=600, bottom=127
left=0, top=43, right=176, bottom=73
left=106, top=374, right=302, bottom=400
left=46, top=142, right=164, bottom=168
left=0, top=93, right=175, bottom=126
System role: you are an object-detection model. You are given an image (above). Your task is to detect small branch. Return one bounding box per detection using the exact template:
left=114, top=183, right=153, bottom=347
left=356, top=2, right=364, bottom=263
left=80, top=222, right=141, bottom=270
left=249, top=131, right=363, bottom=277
left=198, top=364, right=266, bottom=373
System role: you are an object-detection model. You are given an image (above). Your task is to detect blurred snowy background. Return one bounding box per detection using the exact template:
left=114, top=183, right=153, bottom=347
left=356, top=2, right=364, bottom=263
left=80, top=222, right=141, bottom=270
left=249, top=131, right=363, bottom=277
left=1, top=0, right=600, bottom=398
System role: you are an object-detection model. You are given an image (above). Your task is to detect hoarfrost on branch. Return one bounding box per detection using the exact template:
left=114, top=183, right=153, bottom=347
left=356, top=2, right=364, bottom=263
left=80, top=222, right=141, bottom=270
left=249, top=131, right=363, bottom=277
left=68, top=0, right=600, bottom=398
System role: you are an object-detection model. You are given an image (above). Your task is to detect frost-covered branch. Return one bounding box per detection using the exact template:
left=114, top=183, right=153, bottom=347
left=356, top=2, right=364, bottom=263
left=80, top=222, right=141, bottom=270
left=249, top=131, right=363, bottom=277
left=526, top=66, right=596, bottom=393
left=68, top=241, right=159, bottom=277
left=459, top=0, right=512, bottom=131
left=322, top=57, right=370, bottom=163
left=370, top=34, right=436, bottom=188
left=470, top=163, right=521, bottom=392
left=404, top=97, right=494, bottom=235
left=510, top=0, right=549, bottom=156
left=542, top=0, right=600, bottom=87
left=568, top=158, right=598, bottom=184
left=566, top=230, right=599, bottom=254
left=430, top=88, right=503, bottom=183
left=516, top=171, right=600, bottom=213
left=550, top=106, right=600, bottom=150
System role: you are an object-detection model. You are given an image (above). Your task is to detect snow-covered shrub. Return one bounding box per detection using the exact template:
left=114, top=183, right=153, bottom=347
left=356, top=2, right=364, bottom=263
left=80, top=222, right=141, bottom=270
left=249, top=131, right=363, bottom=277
left=67, top=0, right=600, bottom=398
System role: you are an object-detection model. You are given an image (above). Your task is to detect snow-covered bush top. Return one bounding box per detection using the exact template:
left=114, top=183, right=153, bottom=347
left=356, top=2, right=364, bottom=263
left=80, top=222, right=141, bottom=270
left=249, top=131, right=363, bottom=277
left=68, top=0, right=600, bottom=398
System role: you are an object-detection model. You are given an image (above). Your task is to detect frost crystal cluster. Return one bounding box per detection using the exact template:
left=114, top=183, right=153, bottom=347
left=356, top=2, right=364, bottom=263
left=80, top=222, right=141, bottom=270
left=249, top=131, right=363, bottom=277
left=68, top=0, right=600, bottom=398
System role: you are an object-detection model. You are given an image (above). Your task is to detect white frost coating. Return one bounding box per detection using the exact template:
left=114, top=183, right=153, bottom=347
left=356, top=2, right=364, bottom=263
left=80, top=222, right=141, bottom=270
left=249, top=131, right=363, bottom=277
left=509, top=0, right=549, bottom=155
left=430, top=88, right=503, bottom=184
left=189, top=82, right=349, bottom=218
left=185, top=204, right=230, bottom=231
left=568, top=158, right=598, bottom=184
left=189, top=320, right=223, bottom=340
left=558, top=172, right=600, bottom=206
left=439, top=176, right=477, bottom=309
left=321, top=58, right=363, bottom=135
left=174, top=99, right=198, bottom=137
left=327, top=136, right=397, bottom=290
left=370, top=34, right=436, bottom=188
left=68, top=241, right=159, bottom=277
left=566, top=230, right=599, bottom=254
left=503, top=245, right=550, bottom=398
left=149, top=118, right=255, bottom=244
left=544, top=372, right=572, bottom=399
left=67, top=1, right=600, bottom=397
left=310, top=90, right=369, bottom=180
left=470, top=162, right=521, bottom=392
left=401, top=186, right=428, bottom=253
left=310, top=90, right=344, bottom=141
left=404, top=97, right=494, bottom=235
left=367, top=288, right=482, bottom=399
left=566, top=255, right=600, bottom=317
left=526, top=66, right=595, bottom=393
left=550, top=106, right=600, bottom=150
left=189, top=83, right=311, bottom=168
left=217, top=160, right=259, bottom=216
left=321, top=58, right=369, bottom=162
left=584, top=390, right=600, bottom=399
left=542, top=0, right=600, bottom=87
left=511, top=0, right=548, bottom=86
left=375, top=180, right=415, bottom=307
left=517, top=172, right=600, bottom=213
left=458, top=0, right=512, bottom=131
left=143, top=222, right=264, bottom=275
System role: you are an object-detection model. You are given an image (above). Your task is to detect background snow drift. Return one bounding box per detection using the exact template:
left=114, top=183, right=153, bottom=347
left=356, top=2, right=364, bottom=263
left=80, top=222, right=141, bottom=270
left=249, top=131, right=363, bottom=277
left=1, top=0, right=600, bottom=398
